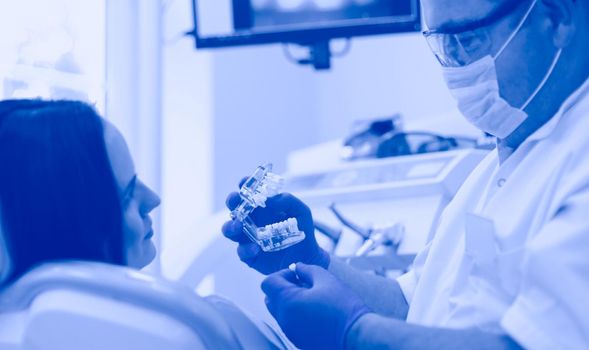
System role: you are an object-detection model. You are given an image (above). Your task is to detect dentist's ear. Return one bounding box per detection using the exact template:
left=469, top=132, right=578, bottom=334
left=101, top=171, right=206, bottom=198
left=541, top=0, right=578, bottom=48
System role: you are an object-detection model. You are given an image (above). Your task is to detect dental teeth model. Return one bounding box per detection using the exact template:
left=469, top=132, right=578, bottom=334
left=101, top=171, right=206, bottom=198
left=231, top=163, right=305, bottom=252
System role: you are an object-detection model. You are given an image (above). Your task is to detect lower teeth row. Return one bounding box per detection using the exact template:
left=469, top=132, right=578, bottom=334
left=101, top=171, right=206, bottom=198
left=257, top=218, right=299, bottom=238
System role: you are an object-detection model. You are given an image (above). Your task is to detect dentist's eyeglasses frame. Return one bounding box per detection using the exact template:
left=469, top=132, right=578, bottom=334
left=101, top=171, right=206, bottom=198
left=422, top=0, right=534, bottom=67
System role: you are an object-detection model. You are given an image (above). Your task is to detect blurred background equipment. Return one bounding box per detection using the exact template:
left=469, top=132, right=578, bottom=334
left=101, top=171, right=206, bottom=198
left=340, top=115, right=403, bottom=160
left=340, top=114, right=489, bottom=161
left=374, top=131, right=481, bottom=158
left=282, top=147, right=488, bottom=261
left=190, top=0, right=421, bottom=69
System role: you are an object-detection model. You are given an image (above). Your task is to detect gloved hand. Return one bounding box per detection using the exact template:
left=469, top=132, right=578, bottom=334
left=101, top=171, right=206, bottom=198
left=262, top=263, right=371, bottom=350
left=222, top=182, right=330, bottom=275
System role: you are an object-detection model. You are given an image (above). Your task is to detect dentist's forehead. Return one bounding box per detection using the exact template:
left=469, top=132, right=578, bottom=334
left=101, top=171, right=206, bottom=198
left=421, top=0, right=506, bottom=30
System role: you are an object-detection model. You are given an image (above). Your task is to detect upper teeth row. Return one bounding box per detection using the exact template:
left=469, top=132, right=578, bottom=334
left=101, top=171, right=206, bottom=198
left=250, top=173, right=284, bottom=207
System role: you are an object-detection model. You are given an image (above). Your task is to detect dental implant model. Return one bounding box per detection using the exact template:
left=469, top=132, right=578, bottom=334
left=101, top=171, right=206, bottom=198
left=231, top=163, right=306, bottom=252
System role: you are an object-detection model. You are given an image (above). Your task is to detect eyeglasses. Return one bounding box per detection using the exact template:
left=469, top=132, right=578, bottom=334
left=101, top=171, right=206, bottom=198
left=422, top=1, right=533, bottom=67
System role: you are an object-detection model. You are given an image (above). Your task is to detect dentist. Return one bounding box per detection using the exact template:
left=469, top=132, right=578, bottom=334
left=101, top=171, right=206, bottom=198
left=224, top=0, right=589, bottom=349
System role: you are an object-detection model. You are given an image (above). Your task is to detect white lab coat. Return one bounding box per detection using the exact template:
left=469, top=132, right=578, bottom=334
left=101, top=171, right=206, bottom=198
left=398, top=77, right=589, bottom=350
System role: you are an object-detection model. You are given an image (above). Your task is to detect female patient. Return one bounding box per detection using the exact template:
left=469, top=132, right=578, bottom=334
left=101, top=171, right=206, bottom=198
left=0, top=99, right=160, bottom=284
left=0, top=99, right=286, bottom=349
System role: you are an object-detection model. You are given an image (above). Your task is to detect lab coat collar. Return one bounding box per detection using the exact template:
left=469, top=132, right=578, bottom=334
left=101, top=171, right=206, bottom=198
left=526, top=76, right=589, bottom=143
left=495, top=76, right=589, bottom=163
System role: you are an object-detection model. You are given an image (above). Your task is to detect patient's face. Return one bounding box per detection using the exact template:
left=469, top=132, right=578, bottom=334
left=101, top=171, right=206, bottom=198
left=103, top=121, right=161, bottom=268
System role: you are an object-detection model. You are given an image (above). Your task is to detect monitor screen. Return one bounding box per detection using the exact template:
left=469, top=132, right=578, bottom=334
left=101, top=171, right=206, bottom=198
left=192, top=0, right=421, bottom=48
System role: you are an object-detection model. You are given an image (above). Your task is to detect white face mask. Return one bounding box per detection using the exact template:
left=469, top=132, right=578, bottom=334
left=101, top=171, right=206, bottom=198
left=441, top=0, right=562, bottom=139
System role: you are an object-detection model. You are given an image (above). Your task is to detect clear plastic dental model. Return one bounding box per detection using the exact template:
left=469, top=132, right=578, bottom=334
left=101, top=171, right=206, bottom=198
left=231, top=163, right=306, bottom=252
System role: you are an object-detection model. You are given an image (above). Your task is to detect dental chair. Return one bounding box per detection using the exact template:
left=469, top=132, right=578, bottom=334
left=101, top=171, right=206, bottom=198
left=0, top=261, right=287, bottom=350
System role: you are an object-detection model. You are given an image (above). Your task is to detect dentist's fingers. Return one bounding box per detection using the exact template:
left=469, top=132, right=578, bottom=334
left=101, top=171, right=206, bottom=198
left=224, top=175, right=248, bottom=210
left=294, top=263, right=327, bottom=287
left=261, top=269, right=300, bottom=296
left=225, top=192, right=242, bottom=211
left=237, top=242, right=262, bottom=264
left=222, top=220, right=250, bottom=243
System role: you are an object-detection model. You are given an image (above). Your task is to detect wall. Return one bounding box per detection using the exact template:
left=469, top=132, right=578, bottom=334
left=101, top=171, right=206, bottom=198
left=160, top=0, right=215, bottom=275
left=211, top=45, right=320, bottom=209
left=313, top=33, right=460, bottom=140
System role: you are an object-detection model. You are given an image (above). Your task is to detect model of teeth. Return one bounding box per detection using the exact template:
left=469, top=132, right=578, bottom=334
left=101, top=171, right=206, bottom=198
left=258, top=218, right=300, bottom=238
left=250, top=173, right=284, bottom=207
left=232, top=163, right=305, bottom=251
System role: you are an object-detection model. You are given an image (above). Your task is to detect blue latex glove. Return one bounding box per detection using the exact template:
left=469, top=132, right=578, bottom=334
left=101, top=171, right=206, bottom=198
left=222, top=183, right=330, bottom=275
left=262, top=263, right=371, bottom=350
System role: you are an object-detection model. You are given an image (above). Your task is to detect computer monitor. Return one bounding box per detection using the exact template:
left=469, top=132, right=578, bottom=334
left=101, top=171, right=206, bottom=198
left=191, top=0, right=421, bottom=49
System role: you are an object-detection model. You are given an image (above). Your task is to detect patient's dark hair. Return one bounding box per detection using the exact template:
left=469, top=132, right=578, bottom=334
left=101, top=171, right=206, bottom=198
left=0, top=99, right=125, bottom=286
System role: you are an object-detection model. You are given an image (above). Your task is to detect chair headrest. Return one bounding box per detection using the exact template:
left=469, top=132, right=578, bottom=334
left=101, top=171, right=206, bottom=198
left=0, top=261, right=242, bottom=350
